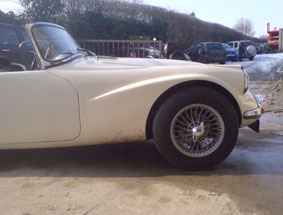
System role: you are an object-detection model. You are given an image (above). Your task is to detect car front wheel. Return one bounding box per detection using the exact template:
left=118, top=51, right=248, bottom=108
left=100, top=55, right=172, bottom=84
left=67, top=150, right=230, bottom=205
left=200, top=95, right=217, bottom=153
left=153, top=87, right=239, bottom=170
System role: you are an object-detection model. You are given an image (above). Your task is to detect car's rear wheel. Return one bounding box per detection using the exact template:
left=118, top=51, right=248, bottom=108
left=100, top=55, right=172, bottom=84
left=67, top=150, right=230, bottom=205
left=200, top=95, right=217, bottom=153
left=153, top=87, right=239, bottom=170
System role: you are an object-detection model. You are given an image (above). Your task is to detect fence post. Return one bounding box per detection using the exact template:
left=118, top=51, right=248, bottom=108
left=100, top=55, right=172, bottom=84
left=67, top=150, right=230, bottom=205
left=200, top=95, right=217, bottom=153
left=159, top=41, right=162, bottom=58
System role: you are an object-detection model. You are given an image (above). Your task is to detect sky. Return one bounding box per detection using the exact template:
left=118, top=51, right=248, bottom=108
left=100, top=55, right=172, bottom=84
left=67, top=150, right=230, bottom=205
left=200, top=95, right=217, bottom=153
left=143, top=0, right=283, bottom=37
left=0, top=0, right=23, bottom=14
left=0, top=0, right=282, bottom=37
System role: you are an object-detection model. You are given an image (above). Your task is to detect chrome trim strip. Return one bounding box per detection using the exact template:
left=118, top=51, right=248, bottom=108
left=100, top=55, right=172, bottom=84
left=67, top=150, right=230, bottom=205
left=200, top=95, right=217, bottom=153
left=244, top=107, right=261, bottom=119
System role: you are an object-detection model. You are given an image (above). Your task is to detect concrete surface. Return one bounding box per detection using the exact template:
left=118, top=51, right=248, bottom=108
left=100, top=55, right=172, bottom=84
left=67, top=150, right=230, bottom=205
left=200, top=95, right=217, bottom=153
left=1, top=55, right=283, bottom=215
left=0, top=110, right=282, bottom=215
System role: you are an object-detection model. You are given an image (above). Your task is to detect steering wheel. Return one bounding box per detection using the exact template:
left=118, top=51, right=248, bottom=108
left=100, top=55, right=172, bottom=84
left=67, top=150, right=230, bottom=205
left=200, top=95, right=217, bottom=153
left=30, top=56, right=38, bottom=70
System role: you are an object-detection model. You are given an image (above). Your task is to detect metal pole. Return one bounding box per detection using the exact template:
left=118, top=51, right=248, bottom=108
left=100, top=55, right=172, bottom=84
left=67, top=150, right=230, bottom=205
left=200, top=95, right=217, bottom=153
left=279, top=29, right=283, bottom=53
left=159, top=41, right=162, bottom=58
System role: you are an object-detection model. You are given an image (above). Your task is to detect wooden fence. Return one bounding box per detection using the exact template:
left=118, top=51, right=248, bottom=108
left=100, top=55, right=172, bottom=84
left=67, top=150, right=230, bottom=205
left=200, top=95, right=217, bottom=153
left=78, top=39, right=163, bottom=58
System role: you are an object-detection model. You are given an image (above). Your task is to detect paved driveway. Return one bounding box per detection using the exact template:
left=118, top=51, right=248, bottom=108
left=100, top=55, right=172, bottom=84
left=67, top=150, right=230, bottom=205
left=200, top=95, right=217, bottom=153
left=0, top=111, right=282, bottom=215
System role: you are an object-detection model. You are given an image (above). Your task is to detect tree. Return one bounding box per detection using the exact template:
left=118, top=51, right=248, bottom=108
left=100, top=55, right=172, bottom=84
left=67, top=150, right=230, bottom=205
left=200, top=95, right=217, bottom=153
left=150, top=18, right=168, bottom=41
left=131, top=0, right=143, bottom=3
left=234, top=18, right=255, bottom=37
left=259, top=35, right=268, bottom=41
left=0, top=10, right=25, bottom=25
left=20, top=0, right=64, bottom=22
left=190, top=12, right=195, bottom=17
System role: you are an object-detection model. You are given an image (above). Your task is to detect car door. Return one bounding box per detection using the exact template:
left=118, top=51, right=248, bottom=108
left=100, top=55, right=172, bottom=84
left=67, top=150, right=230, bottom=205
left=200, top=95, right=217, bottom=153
left=206, top=43, right=226, bottom=61
left=0, top=70, right=81, bottom=145
left=17, top=28, right=36, bottom=70
left=0, top=26, right=22, bottom=68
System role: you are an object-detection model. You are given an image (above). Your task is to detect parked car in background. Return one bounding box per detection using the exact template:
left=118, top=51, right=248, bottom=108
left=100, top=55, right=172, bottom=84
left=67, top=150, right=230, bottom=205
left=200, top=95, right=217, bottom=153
left=255, top=43, right=268, bottom=54
left=0, top=23, right=35, bottom=71
left=135, top=46, right=160, bottom=58
left=222, top=43, right=238, bottom=62
left=228, top=40, right=256, bottom=61
left=163, top=42, right=188, bottom=60
left=185, top=42, right=227, bottom=64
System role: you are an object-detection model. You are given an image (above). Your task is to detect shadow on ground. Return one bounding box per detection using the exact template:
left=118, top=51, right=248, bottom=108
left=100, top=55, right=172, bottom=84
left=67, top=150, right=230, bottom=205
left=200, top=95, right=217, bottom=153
left=0, top=126, right=282, bottom=178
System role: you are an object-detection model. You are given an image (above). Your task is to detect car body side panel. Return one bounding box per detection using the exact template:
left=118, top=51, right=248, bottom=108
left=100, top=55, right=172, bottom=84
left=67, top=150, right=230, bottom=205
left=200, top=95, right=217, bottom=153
left=0, top=58, right=259, bottom=149
left=85, top=75, right=258, bottom=143
left=46, top=58, right=257, bottom=145
left=0, top=70, right=80, bottom=145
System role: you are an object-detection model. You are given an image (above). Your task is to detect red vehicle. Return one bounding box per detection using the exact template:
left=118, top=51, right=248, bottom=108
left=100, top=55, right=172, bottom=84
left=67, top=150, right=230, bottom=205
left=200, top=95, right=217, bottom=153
left=267, top=23, right=279, bottom=51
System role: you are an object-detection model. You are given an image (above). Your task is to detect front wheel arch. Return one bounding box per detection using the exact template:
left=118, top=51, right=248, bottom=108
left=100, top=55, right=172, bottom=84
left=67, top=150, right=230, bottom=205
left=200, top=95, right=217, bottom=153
left=146, top=80, right=241, bottom=139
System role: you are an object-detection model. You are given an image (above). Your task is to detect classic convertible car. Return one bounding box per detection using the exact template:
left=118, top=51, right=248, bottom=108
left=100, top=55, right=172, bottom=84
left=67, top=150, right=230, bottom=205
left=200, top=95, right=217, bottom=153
left=0, top=22, right=262, bottom=170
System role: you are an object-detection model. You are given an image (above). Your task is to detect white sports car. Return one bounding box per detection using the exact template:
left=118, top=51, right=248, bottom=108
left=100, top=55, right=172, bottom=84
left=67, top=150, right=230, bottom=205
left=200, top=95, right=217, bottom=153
left=0, top=22, right=262, bottom=170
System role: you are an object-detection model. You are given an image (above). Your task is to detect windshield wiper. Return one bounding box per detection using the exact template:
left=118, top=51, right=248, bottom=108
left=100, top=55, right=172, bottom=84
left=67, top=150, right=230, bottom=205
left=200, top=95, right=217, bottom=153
left=61, top=51, right=76, bottom=56
left=77, top=48, right=96, bottom=57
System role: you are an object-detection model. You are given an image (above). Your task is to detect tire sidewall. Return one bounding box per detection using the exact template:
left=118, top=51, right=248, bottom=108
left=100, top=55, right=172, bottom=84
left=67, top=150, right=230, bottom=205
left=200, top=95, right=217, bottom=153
left=153, top=87, right=239, bottom=169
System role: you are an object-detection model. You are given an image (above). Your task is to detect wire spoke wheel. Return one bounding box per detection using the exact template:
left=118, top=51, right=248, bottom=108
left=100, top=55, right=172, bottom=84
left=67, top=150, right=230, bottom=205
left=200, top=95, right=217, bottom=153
left=153, top=87, right=239, bottom=170
left=170, top=104, right=225, bottom=157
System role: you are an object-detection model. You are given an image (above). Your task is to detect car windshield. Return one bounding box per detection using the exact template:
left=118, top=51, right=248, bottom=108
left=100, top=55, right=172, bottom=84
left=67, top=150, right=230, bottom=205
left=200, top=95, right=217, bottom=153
left=206, top=43, right=223, bottom=50
left=222, top=44, right=232, bottom=49
left=32, top=25, right=80, bottom=62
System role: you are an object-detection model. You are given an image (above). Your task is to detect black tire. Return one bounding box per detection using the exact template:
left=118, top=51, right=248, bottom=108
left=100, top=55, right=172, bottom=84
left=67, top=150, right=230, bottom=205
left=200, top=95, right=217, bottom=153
left=11, top=65, right=24, bottom=71
left=196, top=56, right=202, bottom=63
left=169, top=49, right=186, bottom=60
left=153, top=87, right=239, bottom=170
left=219, top=61, right=226, bottom=64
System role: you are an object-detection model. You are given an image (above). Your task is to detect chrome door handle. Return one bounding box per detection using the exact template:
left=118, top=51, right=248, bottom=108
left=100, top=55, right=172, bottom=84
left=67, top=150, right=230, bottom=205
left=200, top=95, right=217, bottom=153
left=2, top=49, right=10, bottom=52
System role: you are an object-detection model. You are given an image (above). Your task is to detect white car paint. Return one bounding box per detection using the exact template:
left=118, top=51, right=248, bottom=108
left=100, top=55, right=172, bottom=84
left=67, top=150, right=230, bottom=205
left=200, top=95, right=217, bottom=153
left=0, top=23, right=261, bottom=150
left=0, top=55, right=259, bottom=149
left=0, top=70, right=80, bottom=145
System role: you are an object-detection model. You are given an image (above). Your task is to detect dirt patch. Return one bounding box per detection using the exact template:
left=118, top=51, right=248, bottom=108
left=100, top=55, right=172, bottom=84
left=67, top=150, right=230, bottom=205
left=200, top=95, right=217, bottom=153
left=250, top=77, right=283, bottom=112
left=0, top=178, right=243, bottom=215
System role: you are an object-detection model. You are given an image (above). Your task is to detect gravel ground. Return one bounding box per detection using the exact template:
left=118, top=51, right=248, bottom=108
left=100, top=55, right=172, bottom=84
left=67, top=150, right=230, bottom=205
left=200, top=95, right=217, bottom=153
left=251, top=78, right=283, bottom=112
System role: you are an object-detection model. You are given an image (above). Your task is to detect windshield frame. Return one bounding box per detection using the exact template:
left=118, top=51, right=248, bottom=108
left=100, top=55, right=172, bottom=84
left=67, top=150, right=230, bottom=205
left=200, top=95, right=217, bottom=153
left=25, top=22, right=85, bottom=69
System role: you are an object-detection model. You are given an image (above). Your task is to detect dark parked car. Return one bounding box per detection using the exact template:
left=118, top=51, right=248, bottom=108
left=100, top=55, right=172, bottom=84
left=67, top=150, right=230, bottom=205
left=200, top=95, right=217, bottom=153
left=222, top=43, right=238, bottom=62
left=0, top=23, right=35, bottom=71
left=185, top=42, right=226, bottom=64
